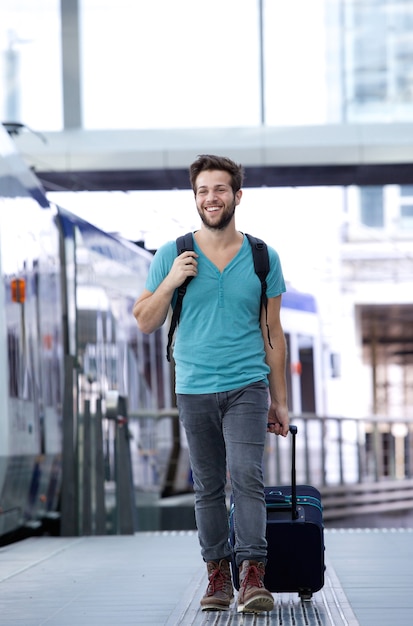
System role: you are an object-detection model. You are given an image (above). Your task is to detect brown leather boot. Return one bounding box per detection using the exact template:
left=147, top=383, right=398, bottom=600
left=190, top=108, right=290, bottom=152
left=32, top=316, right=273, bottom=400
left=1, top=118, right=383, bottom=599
left=237, top=560, right=274, bottom=613
left=200, top=559, right=234, bottom=611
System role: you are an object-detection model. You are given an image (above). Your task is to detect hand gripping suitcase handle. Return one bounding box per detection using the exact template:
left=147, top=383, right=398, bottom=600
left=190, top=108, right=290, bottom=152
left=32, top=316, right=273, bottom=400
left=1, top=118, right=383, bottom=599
left=289, top=425, right=299, bottom=520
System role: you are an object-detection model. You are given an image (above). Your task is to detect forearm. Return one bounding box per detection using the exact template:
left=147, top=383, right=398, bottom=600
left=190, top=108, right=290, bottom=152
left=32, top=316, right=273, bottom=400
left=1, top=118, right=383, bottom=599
left=265, top=329, right=288, bottom=409
left=264, top=322, right=289, bottom=436
left=134, top=248, right=199, bottom=334
left=133, top=280, right=175, bottom=334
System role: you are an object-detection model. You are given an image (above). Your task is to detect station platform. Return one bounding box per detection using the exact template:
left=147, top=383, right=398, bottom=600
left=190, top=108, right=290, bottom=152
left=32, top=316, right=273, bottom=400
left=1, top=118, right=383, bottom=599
left=1, top=528, right=412, bottom=626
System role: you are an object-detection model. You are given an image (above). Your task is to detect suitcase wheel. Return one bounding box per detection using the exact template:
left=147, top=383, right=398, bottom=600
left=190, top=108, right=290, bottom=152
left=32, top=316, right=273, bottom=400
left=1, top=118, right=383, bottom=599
left=299, top=589, right=313, bottom=601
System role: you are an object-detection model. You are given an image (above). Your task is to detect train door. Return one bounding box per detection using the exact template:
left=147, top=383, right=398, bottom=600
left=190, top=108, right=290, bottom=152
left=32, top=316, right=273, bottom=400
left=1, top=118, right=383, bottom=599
left=286, top=332, right=316, bottom=415
left=299, top=337, right=316, bottom=413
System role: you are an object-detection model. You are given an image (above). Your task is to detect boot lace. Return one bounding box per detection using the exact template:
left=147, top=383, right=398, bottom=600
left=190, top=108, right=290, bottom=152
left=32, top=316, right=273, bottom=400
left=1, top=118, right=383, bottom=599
left=241, top=563, right=264, bottom=590
left=207, top=563, right=230, bottom=595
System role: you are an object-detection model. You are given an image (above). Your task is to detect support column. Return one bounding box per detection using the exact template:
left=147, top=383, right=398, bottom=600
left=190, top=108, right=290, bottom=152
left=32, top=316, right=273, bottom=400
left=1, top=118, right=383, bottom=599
left=60, top=0, right=82, bottom=128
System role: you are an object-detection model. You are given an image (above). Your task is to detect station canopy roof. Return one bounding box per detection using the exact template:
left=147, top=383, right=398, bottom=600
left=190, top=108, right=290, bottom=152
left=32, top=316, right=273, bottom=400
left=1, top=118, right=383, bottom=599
left=7, top=122, right=413, bottom=192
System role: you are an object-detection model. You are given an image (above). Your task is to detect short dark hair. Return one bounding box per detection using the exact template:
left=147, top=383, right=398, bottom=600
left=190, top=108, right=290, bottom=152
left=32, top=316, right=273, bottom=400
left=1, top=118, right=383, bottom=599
left=189, top=154, right=244, bottom=195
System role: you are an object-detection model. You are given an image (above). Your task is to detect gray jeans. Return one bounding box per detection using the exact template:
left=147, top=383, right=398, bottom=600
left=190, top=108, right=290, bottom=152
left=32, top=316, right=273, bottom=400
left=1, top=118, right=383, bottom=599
left=177, top=381, right=269, bottom=567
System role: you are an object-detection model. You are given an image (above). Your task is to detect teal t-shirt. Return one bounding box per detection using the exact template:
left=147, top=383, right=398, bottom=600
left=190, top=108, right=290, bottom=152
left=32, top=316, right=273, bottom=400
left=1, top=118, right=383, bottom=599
left=145, top=234, right=286, bottom=394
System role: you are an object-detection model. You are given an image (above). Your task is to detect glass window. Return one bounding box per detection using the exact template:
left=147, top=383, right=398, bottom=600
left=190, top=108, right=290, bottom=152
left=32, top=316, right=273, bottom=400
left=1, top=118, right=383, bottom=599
left=80, top=0, right=261, bottom=129
left=360, top=187, right=384, bottom=228
left=346, top=4, right=387, bottom=106
left=400, top=205, right=413, bottom=229
left=344, top=0, right=413, bottom=120
left=264, top=0, right=328, bottom=125
left=0, top=0, right=62, bottom=130
left=354, top=73, right=387, bottom=103
left=400, top=185, right=413, bottom=197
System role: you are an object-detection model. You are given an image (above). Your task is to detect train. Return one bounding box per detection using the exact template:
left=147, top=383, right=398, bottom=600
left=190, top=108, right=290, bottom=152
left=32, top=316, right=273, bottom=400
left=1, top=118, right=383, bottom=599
left=0, top=123, right=173, bottom=542
left=0, top=122, right=328, bottom=541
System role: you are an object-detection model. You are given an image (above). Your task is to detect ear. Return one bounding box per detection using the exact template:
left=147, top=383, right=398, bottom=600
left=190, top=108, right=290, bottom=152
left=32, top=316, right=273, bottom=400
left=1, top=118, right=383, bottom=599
left=235, top=189, right=242, bottom=206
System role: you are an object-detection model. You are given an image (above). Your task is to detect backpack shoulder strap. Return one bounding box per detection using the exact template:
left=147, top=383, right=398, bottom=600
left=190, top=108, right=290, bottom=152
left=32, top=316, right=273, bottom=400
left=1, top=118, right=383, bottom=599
left=245, top=234, right=269, bottom=281
left=166, top=233, right=194, bottom=361
left=245, top=234, right=273, bottom=349
left=176, top=232, right=194, bottom=255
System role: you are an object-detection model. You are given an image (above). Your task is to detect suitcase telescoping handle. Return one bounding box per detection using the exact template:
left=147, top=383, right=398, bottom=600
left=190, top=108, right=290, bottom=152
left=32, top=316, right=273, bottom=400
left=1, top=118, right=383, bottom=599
left=289, top=424, right=299, bottom=520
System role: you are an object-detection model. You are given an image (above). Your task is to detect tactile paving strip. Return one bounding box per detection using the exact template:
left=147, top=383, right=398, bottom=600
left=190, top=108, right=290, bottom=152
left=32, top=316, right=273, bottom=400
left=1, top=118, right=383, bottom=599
left=166, top=557, right=360, bottom=626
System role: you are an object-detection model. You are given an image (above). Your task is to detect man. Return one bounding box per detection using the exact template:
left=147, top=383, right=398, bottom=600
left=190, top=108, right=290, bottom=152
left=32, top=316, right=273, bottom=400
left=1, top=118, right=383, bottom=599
left=133, top=154, right=289, bottom=613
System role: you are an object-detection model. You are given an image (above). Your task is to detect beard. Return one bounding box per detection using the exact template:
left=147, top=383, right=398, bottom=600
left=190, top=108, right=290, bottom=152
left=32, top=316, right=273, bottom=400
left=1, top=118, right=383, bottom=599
left=197, top=201, right=236, bottom=231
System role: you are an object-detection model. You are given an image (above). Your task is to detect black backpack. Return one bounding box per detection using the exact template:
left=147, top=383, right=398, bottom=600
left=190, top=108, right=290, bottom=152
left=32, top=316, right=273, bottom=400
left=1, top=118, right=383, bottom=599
left=166, top=232, right=272, bottom=361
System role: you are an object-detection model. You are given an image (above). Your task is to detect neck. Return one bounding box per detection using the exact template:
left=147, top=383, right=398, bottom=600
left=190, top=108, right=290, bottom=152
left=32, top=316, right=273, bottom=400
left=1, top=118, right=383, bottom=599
left=196, top=221, right=242, bottom=248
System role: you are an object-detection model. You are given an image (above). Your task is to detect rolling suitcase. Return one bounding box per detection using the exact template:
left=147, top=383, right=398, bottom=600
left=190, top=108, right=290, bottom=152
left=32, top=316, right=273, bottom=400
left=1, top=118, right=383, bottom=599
left=229, top=425, right=325, bottom=600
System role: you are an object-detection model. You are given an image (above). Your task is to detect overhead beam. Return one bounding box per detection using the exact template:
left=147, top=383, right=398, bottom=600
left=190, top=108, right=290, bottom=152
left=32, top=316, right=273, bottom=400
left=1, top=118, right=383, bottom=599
left=10, top=123, right=413, bottom=191
left=37, top=162, right=413, bottom=192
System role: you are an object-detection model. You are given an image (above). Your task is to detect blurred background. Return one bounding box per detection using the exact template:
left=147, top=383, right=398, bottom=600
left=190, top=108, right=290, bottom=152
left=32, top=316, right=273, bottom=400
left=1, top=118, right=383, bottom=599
left=1, top=0, right=413, bottom=537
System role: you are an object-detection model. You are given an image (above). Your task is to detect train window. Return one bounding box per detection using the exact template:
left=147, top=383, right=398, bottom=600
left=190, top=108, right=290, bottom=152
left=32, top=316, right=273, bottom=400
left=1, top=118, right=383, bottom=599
left=7, top=330, right=35, bottom=401
left=7, top=331, right=19, bottom=397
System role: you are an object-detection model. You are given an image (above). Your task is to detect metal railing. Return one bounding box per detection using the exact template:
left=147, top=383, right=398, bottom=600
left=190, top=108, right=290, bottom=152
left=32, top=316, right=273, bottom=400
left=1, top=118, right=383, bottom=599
left=128, top=410, right=413, bottom=522
left=266, top=414, right=413, bottom=520
left=63, top=402, right=413, bottom=534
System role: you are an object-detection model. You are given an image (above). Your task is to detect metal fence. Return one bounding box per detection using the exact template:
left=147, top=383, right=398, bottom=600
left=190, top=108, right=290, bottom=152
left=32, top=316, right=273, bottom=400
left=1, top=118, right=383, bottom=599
left=264, top=414, right=413, bottom=520
left=65, top=402, right=413, bottom=534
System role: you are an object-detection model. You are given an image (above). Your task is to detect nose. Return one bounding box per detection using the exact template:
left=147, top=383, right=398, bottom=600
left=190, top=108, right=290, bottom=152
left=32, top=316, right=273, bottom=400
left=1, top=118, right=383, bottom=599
left=206, top=189, right=218, bottom=201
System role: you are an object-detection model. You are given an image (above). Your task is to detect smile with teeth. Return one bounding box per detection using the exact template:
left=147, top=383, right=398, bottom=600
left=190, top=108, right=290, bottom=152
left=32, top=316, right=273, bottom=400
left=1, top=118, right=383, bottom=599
left=205, top=206, right=221, bottom=212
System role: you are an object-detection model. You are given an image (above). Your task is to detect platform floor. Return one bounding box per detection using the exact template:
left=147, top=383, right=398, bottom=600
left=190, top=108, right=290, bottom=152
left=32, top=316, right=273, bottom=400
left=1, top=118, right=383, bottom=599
left=1, top=528, right=412, bottom=626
